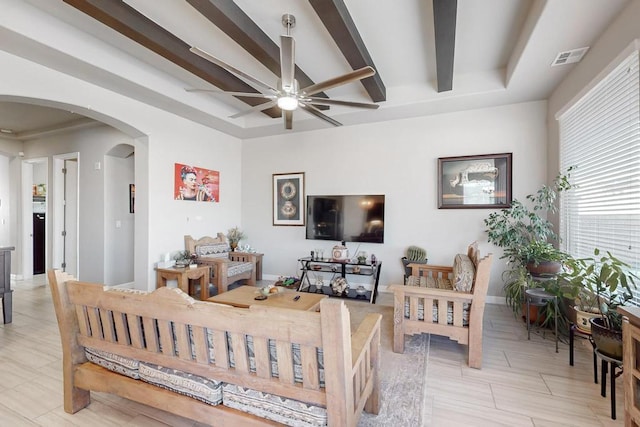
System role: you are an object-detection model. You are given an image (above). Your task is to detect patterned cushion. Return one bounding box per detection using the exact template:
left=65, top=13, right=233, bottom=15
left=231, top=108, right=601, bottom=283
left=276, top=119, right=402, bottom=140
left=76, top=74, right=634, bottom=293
left=227, top=335, right=325, bottom=387
left=139, top=362, right=223, bottom=405
left=403, top=276, right=470, bottom=326
left=85, top=347, right=140, bottom=379
left=453, top=254, right=475, bottom=292
left=195, top=243, right=230, bottom=259
left=406, top=275, right=451, bottom=289
left=222, top=384, right=327, bottom=427
left=227, top=261, right=253, bottom=277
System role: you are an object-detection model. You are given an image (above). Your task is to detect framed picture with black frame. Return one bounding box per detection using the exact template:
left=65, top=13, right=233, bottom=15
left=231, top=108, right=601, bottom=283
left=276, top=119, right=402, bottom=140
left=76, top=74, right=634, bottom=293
left=129, top=184, right=135, bottom=213
left=272, top=172, right=305, bottom=226
left=438, top=153, right=512, bottom=209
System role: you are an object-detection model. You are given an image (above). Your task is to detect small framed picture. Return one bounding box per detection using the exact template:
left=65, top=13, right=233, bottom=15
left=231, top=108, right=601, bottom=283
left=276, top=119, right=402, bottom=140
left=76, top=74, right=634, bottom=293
left=129, top=184, right=135, bottom=213
left=438, top=153, right=512, bottom=209
left=273, top=172, right=305, bottom=226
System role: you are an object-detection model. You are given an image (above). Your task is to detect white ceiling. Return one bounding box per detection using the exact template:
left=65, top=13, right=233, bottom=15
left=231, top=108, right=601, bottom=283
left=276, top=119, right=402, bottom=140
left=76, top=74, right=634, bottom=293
left=0, top=0, right=632, bottom=139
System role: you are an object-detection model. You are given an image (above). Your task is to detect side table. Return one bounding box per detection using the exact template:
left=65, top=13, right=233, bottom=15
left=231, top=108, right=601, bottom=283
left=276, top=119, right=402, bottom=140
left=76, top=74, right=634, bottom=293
left=156, top=265, right=210, bottom=300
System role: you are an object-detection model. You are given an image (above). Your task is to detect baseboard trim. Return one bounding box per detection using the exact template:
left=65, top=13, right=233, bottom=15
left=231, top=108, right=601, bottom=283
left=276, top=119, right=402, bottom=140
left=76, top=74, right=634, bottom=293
left=486, top=295, right=506, bottom=305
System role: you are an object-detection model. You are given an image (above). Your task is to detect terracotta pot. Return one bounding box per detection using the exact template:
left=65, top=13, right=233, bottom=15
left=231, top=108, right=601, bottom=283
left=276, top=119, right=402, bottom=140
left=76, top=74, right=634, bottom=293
left=590, top=317, right=623, bottom=360
left=521, top=303, right=546, bottom=324
left=525, top=261, right=562, bottom=277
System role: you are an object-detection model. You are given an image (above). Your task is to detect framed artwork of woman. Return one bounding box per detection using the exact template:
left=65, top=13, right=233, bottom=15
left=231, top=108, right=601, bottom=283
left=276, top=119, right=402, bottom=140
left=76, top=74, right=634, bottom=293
left=174, top=163, right=219, bottom=202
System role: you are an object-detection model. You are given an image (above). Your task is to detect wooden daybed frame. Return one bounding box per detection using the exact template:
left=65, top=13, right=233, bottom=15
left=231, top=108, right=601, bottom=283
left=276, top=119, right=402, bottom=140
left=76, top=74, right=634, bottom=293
left=48, top=270, right=381, bottom=426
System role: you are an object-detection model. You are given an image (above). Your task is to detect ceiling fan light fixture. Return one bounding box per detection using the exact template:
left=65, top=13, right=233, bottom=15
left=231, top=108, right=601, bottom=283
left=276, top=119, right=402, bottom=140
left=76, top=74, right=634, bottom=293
left=277, top=96, right=299, bottom=111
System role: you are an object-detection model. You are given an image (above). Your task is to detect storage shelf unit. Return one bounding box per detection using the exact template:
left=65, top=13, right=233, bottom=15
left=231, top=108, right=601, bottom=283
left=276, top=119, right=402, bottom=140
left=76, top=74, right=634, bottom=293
left=297, top=257, right=381, bottom=304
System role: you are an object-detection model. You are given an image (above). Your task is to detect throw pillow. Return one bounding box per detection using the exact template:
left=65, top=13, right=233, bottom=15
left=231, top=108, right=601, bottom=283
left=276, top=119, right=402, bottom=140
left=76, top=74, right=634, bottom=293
left=453, top=253, right=475, bottom=292
left=195, top=243, right=229, bottom=258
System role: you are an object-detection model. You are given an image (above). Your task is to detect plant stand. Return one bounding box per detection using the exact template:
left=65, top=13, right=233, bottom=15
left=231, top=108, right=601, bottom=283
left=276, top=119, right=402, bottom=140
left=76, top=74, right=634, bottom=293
left=595, top=349, right=623, bottom=420
left=525, top=288, right=558, bottom=352
left=569, top=323, right=598, bottom=384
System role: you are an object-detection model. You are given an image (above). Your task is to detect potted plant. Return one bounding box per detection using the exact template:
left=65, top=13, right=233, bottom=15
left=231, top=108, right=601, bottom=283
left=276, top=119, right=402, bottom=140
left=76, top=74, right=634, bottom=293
left=561, top=249, right=638, bottom=359
left=484, top=168, right=573, bottom=268
left=173, top=250, right=192, bottom=268
left=227, top=226, right=245, bottom=251
left=484, top=168, right=573, bottom=317
left=519, top=240, right=569, bottom=277
left=401, top=245, right=428, bottom=283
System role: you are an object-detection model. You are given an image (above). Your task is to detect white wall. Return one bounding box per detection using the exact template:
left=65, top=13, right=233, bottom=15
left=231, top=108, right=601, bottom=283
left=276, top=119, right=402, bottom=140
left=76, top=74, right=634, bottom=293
left=242, top=101, right=548, bottom=297
left=104, top=153, right=134, bottom=286
left=24, top=125, right=130, bottom=282
left=548, top=1, right=640, bottom=183
left=1, top=50, right=243, bottom=289
left=0, top=154, right=9, bottom=247
left=0, top=139, right=22, bottom=263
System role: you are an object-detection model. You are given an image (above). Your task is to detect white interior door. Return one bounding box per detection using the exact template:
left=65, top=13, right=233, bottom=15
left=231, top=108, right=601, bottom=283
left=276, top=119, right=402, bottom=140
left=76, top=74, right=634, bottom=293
left=63, top=159, right=78, bottom=276
left=53, top=154, right=78, bottom=277
left=21, top=161, right=33, bottom=278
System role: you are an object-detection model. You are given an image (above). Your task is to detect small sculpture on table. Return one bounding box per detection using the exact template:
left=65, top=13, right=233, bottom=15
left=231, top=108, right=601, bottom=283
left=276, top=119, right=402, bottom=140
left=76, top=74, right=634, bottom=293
left=276, top=276, right=301, bottom=290
left=331, top=277, right=349, bottom=296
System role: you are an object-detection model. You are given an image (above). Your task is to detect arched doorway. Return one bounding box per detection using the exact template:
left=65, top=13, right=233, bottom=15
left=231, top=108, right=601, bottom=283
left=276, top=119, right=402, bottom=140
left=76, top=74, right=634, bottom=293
left=0, top=96, right=148, bottom=285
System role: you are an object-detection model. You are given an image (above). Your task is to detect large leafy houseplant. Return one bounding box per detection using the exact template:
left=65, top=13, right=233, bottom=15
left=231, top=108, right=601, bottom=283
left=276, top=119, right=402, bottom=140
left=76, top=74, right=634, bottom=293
left=561, top=249, right=638, bottom=332
left=484, top=168, right=573, bottom=266
left=484, top=169, right=573, bottom=319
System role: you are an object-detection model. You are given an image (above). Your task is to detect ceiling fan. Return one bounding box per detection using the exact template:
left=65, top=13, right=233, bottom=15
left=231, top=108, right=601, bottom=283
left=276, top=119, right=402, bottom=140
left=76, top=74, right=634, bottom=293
left=188, top=13, right=379, bottom=129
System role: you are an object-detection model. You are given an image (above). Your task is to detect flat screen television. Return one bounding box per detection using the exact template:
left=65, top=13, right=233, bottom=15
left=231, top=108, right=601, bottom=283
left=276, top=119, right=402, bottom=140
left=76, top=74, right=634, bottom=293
left=306, top=195, right=385, bottom=243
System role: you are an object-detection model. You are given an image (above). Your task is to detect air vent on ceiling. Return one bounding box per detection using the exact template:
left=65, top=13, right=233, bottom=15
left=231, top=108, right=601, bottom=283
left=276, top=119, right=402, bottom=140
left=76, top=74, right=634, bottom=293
left=552, top=47, right=590, bottom=67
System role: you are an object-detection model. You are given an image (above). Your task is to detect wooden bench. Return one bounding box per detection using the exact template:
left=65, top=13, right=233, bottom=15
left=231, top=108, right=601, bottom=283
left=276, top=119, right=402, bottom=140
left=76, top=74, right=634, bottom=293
left=48, top=269, right=381, bottom=426
left=389, top=243, right=492, bottom=369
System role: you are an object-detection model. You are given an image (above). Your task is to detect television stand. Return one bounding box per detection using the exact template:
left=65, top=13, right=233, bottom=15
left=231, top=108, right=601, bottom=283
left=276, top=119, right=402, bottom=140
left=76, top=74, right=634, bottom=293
left=297, top=257, right=382, bottom=304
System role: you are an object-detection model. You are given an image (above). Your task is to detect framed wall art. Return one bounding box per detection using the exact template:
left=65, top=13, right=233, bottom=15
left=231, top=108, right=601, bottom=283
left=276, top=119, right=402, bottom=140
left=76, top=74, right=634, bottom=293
left=273, top=172, right=305, bottom=226
left=438, top=153, right=512, bottom=209
left=174, top=163, right=219, bottom=202
left=129, top=184, right=135, bottom=213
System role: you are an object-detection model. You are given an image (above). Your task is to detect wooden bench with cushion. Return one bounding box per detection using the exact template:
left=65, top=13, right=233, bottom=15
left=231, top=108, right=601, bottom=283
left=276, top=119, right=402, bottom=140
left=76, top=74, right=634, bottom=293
left=185, top=233, right=257, bottom=296
left=48, top=269, right=381, bottom=426
left=389, top=242, right=492, bottom=369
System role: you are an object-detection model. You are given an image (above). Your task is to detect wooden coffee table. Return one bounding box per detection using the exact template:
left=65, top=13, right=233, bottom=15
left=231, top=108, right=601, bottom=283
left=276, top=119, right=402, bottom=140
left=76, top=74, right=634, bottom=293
left=207, top=285, right=326, bottom=311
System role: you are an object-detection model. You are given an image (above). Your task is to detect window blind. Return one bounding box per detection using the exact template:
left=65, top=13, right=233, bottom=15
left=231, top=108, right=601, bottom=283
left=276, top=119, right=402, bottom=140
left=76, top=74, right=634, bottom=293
left=559, top=50, right=640, bottom=303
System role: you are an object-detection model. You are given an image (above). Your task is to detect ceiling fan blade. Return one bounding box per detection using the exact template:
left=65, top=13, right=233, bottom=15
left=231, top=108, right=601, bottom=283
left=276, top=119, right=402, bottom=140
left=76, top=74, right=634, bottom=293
left=185, top=89, right=276, bottom=99
left=284, top=110, right=293, bottom=130
left=301, top=66, right=376, bottom=97
left=299, top=102, right=342, bottom=127
left=280, top=35, right=295, bottom=92
left=304, top=97, right=379, bottom=109
left=190, top=46, right=278, bottom=94
left=229, top=100, right=278, bottom=119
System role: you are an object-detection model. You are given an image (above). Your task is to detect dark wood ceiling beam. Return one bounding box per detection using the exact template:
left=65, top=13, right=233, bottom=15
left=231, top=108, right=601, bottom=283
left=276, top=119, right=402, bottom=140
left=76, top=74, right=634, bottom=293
left=433, top=0, right=457, bottom=92
left=62, top=0, right=280, bottom=117
left=186, top=0, right=329, bottom=108
left=309, top=0, right=386, bottom=102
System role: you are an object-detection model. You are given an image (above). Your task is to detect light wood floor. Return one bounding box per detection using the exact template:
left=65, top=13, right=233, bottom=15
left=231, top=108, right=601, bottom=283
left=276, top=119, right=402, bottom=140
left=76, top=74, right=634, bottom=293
left=0, top=275, right=625, bottom=426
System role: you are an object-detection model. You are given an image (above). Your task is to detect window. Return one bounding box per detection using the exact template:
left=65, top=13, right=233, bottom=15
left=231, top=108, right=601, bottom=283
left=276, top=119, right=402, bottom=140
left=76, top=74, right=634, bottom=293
left=559, top=48, right=640, bottom=302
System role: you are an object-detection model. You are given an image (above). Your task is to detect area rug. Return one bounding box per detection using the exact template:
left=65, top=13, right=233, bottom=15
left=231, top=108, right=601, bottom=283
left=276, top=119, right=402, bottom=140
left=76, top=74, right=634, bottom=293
left=344, top=300, right=430, bottom=426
